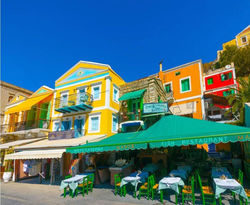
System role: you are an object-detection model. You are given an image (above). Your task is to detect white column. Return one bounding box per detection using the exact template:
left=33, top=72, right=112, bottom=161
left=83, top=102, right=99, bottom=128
left=50, top=159, right=54, bottom=185
left=12, top=160, right=16, bottom=182
left=105, top=76, right=111, bottom=109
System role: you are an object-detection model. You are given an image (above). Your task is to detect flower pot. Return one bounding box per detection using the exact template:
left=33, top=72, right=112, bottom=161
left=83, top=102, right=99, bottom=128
left=3, top=172, right=12, bottom=182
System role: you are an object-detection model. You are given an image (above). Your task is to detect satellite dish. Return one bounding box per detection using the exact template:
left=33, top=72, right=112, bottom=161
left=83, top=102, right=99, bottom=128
left=225, top=65, right=231, bottom=69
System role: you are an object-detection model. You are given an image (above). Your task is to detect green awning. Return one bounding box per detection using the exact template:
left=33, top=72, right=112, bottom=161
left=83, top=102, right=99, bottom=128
left=118, top=89, right=146, bottom=101
left=67, top=132, right=147, bottom=154
left=139, top=115, right=250, bottom=148
left=66, top=115, right=250, bottom=154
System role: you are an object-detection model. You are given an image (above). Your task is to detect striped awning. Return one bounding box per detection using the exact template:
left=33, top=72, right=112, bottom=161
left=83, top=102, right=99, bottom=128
left=4, top=149, right=65, bottom=160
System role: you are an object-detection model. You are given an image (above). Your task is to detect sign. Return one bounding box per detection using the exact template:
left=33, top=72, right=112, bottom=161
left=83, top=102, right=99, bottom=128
left=48, top=130, right=75, bottom=140
left=143, top=102, right=169, bottom=114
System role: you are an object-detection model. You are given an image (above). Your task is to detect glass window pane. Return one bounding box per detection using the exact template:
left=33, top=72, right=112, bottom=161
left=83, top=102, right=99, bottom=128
left=91, top=117, right=99, bottom=131
left=112, top=117, right=118, bottom=132
left=93, top=87, right=100, bottom=100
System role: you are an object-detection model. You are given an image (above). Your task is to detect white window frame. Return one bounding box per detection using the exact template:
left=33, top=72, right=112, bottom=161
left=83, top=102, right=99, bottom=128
left=113, top=84, right=119, bottom=103
left=241, top=36, right=247, bottom=44
left=164, top=82, right=172, bottom=93
left=60, top=90, right=69, bottom=108
left=76, top=86, right=87, bottom=105
left=89, top=113, right=101, bottom=133
left=91, top=84, right=101, bottom=101
left=180, top=76, right=191, bottom=93
left=112, top=114, right=118, bottom=133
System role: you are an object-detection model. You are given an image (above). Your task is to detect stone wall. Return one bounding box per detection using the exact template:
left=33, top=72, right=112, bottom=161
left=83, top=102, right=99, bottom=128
left=119, top=76, right=168, bottom=103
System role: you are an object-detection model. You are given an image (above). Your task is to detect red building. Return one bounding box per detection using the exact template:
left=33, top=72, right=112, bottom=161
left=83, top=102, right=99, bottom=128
left=203, top=63, right=238, bottom=122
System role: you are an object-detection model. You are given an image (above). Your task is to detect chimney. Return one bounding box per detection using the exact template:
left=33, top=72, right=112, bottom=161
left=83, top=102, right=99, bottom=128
left=159, top=60, right=163, bottom=72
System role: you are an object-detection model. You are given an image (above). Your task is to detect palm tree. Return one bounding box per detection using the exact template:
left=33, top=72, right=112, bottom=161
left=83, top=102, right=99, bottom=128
left=227, top=75, right=250, bottom=124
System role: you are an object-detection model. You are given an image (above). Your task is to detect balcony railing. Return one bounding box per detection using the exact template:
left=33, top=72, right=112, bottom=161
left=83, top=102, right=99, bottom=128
left=54, top=92, right=93, bottom=113
left=1, top=119, right=51, bottom=133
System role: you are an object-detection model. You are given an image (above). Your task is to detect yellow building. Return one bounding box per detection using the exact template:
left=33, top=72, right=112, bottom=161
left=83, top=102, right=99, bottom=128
left=51, top=60, right=125, bottom=138
left=217, top=25, right=250, bottom=59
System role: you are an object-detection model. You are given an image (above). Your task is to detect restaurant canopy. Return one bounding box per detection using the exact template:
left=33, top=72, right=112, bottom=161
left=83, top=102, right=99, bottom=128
left=67, top=115, right=250, bottom=154
left=118, top=89, right=146, bottom=101
left=5, top=92, right=53, bottom=114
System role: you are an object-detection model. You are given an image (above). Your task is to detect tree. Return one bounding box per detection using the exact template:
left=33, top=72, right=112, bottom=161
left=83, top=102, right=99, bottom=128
left=217, top=45, right=250, bottom=77
left=233, top=45, right=250, bottom=77
left=227, top=75, right=250, bottom=124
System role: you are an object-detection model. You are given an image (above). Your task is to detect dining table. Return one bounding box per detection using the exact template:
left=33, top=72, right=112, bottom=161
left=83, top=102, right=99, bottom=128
left=158, top=177, right=185, bottom=203
left=60, top=174, right=88, bottom=195
left=212, top=167, right=232, bottom=179
left=213, top=178, right=247, bottom=200
left=120, top=171, right=149, bottom=197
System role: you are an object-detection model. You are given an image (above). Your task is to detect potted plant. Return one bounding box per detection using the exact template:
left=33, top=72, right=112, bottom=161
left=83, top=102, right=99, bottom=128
left=3, top=168, right=13, bottom=182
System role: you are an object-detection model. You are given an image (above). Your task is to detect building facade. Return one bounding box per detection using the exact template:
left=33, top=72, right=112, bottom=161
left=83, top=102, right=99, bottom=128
left=0, top=81, right=33, bottom=125
left=158, top=60, right=205, bottom=119
left=50, top=61, right=125, bottom=138
left=217, top=25, right=250, bottom=60
left=203, top=63, right=237, bottom=122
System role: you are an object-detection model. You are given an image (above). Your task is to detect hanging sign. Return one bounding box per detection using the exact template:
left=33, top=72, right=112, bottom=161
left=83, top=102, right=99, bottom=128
left=143, top=102, right=169, bottom=114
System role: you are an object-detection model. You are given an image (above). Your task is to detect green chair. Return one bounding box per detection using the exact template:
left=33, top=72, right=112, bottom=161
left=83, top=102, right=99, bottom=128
left=84, top=173, right=95, bottom=194
left=182, top=175, right=195, bottom=205
left=63, top=175, right=72, bottom=198
left=149, top=175, right=159, bottom=200
left=114, top=174, right=123, bottom=196
left=138, top=175, right=151, bottom=200
left=197, top=173, right=218, bottom=205
left=233, top=169, right=244, bottom=200
left=75, top=177, right=88, bottom=197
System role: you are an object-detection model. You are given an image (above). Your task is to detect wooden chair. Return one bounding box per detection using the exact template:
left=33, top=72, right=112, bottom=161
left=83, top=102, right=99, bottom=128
left=197, top=174, right=218, bottom=205
left=84, top=173, right=94, bottom=194
left=182, top=175, right=195, bottom=205
left=76, top=177, right=88, bottom=197
left=63, top=175, right=72, bottom=198
left=138, top=176, right=151, bottom=200
left=114, top=174, right=122, bottom=196
left=149, top=175, right=159, bottom=200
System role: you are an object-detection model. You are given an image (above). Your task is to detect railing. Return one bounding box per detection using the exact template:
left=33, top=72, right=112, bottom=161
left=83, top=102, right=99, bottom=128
left=48, top=129, right=86, bottom=140
left=54, top=92, right=93, bottom=110
left=0, top=119, right=51, bottom=133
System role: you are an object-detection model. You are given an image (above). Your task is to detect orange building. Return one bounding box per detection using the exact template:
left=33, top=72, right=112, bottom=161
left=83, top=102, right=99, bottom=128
left=158, top=60, right=205, bottom=120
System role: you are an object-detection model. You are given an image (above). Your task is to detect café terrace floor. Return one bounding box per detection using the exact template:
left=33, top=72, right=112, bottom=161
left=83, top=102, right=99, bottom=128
left=1, top=177, right=245, bottom=205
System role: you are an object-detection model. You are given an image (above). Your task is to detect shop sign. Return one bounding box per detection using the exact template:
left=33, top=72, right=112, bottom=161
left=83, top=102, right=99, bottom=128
left=143, top=102, right=169, bottom=114
left=238, top=135, right=250, bottom=141
left=116, top=144, right=135, bottom=150
left=48, top=130, right=75, bottom=140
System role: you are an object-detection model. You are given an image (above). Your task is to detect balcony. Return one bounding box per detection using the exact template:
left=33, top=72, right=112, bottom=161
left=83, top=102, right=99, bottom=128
left=54, top=93, right=93, bottom=114
left=120, top=109, right=142, bottom=122
left=48, top=129, right=86, bottom=140
left=1, top=119, right=51, bottom=134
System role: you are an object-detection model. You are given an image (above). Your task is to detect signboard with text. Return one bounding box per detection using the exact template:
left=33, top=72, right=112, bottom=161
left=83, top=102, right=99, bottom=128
left=143, top=102, right=169, bottom=114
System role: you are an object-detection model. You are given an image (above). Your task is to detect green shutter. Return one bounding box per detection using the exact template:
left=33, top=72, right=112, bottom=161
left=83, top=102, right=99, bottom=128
left=181, top=79, right=190, bottom=92
left=221, top=74, right=225, bottom=81
left=207, top=78, right=213, bottom=85
left=165, top=84, right=171, bottom=93
left=229, top=72, right=232, bottom=79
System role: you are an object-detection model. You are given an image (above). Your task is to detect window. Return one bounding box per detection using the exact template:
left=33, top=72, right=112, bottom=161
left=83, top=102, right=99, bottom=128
left=112, top=115, right=118, bottom=132
left=207, top=78, right=213, bottom=85
left=241, top=36, right=247, bottom=44
left=77, top=87, right=87, bottom=104
left=221, top=72, right=232, bottom=81
left=165, top=83, right=172, bottom=93
left=8, top=95, right=14, bottom=102
left=53, top=121, right=60, bottom=131
left=223, top=89, right=235, bottom=97
left=61, top=93, right=68, bottom=107
left=61, top=120, right=71, bottom=131
left=113, top=86, right=119, bottom=102
left=89, top=115, right=100, bottom=132
left=74, top=117, right=85, bottom=137
left=92, top=85, right=101, bottom=100
left=180, top=77, right=191, bottom=93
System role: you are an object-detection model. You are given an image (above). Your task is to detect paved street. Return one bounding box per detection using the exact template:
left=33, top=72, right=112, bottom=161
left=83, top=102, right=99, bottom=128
left=1, top=180, right=241, bottom=205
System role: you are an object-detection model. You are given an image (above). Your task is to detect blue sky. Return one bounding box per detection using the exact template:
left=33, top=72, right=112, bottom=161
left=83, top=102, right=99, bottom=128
left=2, top=0, right=250, bottom=92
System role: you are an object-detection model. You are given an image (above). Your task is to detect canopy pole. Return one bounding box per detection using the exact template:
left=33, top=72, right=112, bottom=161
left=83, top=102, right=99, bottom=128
left=50, top=159, right=54, bottom=185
